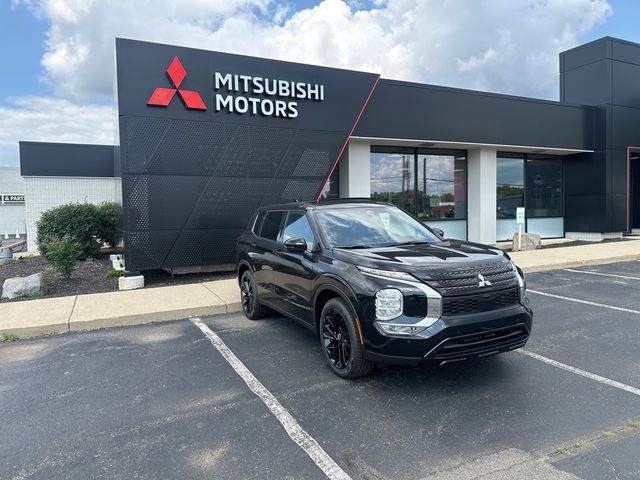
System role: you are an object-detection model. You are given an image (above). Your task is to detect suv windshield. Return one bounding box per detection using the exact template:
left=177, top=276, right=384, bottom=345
left=314, top=206, right=439, bottom=248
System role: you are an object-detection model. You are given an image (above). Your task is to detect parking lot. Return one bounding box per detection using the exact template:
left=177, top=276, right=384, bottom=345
left=1, top=261, right=640, bottom=480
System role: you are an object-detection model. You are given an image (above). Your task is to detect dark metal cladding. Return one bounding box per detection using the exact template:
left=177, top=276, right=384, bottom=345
left=115, top=38, right=378, bottom=270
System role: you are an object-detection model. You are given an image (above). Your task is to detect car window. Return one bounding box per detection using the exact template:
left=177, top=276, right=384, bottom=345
left=259, top=211, right=285, bottom=241
left=282, top=212, right=316, bottom=251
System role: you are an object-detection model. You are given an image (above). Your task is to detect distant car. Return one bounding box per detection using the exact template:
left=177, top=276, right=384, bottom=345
left=236, top=200, right=533, bottom=379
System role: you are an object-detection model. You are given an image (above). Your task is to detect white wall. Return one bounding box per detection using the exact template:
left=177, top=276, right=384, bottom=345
left=467, top=147, right=497, bottom=245
left=339, top=140, right=371, bottom=198
left=24, top=176, right=122, bottom=251
left=0, top=167, right=26, bottom=238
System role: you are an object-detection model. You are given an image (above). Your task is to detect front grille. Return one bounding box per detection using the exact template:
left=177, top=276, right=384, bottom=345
left=427, top=325, right=529, bottom=364
left=442, top=286, right=520, bottom=316
left=417, top=260, right=518, bottom=296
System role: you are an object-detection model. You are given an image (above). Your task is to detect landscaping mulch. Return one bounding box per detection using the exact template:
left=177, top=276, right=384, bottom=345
left=0, top=254, right=235, bottom=303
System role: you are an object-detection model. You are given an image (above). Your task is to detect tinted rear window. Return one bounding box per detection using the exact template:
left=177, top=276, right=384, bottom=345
left=259, top=211, right=285, bottom=241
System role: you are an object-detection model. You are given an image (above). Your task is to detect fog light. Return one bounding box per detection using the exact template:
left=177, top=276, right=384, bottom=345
left=375, top=289, right=403, bottom=320
left=376, top=324, right=425, bottom=336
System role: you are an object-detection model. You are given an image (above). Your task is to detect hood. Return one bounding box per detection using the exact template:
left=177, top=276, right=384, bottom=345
left=332, top=240, right=508, bottom=273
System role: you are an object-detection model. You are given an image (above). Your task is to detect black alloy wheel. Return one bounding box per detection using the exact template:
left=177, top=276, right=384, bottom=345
left=322, top=309, right=351, bottom=370
left=319, top=298, right=374, bottom=379
left=240, top=270, right=267, bottom=320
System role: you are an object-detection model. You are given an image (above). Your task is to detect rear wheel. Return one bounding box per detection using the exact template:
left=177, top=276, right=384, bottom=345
left=319, top=298, right=374, bottom=379
left=240, top=270, right=268, bottom=320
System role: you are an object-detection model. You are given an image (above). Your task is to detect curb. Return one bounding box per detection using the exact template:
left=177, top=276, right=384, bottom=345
left=518, top=254, right=640, bottom=273
left=1, top=301, right=242, bottom=340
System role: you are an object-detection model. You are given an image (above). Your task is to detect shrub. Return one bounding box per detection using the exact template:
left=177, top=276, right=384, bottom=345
left=105, top=269, right=125, bottom=279
left=96, top=202, right=123, bottom=248
left=37, top=203, right=102, bottom=259
left=40, top=235, right=82, bottom=278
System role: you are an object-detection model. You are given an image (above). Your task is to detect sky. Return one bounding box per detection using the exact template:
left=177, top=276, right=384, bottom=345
left=0, top=0, right=638, bottom=167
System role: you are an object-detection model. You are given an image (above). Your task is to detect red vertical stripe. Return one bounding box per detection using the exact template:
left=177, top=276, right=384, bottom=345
left=316, top=75, right=381, bottom=201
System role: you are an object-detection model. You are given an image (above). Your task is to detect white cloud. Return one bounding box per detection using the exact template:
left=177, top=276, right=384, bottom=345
left=18, top=0, right=612, bottom=100
left=2, top=0, right=612, bottom=165
left=0, top=96, right=113, bottom=166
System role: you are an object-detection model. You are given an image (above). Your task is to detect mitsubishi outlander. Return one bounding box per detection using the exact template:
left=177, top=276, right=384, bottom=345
left=236, top=200, right=533, bottom=379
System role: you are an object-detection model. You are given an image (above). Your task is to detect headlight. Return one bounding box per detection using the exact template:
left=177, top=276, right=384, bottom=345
left=375, top=288, right=403, bottom=320
left=357, top=265, right=415, bottom=281
left=512, top=262, right=526, bottom=300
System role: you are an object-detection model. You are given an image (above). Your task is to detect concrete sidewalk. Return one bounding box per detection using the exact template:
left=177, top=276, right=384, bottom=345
left=2, top=239, right=640, bottom=339
left=0, top=279, right=241, bottom=338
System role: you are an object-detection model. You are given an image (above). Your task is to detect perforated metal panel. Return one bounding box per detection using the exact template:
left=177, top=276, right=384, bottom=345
left=120, top=116, right=348, bottom=269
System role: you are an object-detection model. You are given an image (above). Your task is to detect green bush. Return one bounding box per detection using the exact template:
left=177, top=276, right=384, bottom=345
left=105, top=268, right=125, bottom=279
left=96, top=202, right=123, bottom=248
left=37, top=203, right=102, bottom=259
left=40, top=235, right=82, bottom=278
left=36, top=202, right=123, bottom=259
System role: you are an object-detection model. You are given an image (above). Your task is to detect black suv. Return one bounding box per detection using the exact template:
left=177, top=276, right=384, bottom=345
left=236, top=200, right=532, bottom=378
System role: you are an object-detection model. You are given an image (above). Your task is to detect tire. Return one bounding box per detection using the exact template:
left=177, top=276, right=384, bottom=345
left=240, top=270, right=268, bottom=320
left=319, top=298, right=374, bottom=379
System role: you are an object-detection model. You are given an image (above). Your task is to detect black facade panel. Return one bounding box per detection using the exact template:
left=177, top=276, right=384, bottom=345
left=611, top=105, right=640, bottom=150
left=563, top=151, right=606, bottom=197
left=564, top=194, right=608, bottom=232
left=612, top=61, right=640, bottom=108
left=611, top=39, right=640, bottom=66
left=116, top=38, right=377, bottom=270
left=561, top=38, right=609, bottom=72
left=355, top=80, right=594, bottom=151
left=561, top=60, right=611, bottom=106
left=20, top=142, right=115, bottom=177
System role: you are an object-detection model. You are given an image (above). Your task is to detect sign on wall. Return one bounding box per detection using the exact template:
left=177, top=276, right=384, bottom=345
left=1, top=194, right=25, bottom=204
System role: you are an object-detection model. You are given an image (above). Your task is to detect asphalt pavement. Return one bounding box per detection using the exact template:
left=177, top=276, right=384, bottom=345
left=1, top=261, right=640, bottom=479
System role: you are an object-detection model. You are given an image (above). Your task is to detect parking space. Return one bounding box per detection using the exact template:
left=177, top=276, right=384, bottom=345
left=1, top=260, right=640, bottom=479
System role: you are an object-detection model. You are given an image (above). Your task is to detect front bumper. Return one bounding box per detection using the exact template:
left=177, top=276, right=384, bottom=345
left=364, top=304, right=533, bottom=366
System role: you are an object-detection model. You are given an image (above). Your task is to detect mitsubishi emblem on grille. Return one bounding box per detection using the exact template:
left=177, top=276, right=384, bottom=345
left=478, top=274, right=492, bottom=287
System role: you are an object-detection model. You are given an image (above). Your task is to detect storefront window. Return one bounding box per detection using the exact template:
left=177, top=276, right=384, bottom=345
left=320, top=167, right=340, bottom=199
left=496, top=157, right=524, bottom=219
left=370, top=149, right=415, bottom=213
left=526, top=157, right=563, bottom=217
left=370, top=147, right=467, bottom=219
left=417, top=153, right=467, bottom=220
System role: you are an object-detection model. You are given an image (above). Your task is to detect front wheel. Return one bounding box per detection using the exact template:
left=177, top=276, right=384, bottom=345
left=319, top=298, right=374, bottom=379
left=240, top=270, right=268, bottom=320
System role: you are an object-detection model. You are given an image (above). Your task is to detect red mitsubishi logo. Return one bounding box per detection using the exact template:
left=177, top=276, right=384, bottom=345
left=147, top=56, right=206, bottom=110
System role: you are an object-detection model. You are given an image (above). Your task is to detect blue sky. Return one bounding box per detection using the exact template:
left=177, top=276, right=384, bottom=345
left=0, top=0, right=637, bottom=166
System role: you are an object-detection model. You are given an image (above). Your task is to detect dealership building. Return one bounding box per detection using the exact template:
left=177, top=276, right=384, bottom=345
left=16, top=36, right=640, bottom=271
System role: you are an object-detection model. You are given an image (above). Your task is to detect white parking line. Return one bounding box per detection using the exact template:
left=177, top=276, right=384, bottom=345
left=190, top=318, right=351, bottom=480
left=528, top=289, right=640, bottom=315
left=518, top=350, right=640, bottom=397
left=564, top=268, right=640, bottom=281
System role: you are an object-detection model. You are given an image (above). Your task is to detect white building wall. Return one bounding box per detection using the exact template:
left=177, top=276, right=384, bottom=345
left=0, top=167, right=26, bottom=238
left=24, top=176, right=122, bottom=251
left=339, top=140, right=371, bottom=197
left=467, top=147, right=497, bottom=245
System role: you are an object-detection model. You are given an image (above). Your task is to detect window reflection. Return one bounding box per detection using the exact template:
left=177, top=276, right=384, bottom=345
left=417, top=154, right=467, bottom=220
left=526, top=157, right=563, bottom=217
left=370, top=152, right=415, bottom=213
left=370, top=148, right=467, bottom=219
left=497, top=157, right=524, bottom=219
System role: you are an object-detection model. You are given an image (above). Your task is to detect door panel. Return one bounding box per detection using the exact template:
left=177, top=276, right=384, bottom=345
left=270, top=211, right=319, bottom=324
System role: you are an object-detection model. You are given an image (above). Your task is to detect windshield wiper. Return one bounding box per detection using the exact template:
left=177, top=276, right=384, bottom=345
left=334, top=244, right=373, bottom=249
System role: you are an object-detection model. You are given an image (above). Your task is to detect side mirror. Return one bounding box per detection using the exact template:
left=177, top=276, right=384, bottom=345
left=433, top=228, right=445, bottom=238
left=284, top=236, right=307, bottom=253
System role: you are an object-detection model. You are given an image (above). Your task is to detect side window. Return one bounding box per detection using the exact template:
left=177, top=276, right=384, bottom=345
left=259, top=211, right=285, bottom=241
left=282, top=211, right=317, bottom=251
left=252, top=211, right=265, bottom=235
